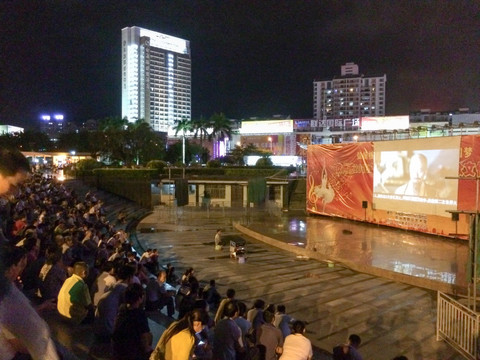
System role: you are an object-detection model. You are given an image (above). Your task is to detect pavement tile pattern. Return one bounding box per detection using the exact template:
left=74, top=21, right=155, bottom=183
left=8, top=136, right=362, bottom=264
left=44, top=181, right=466, bottom=360
left=137, top=206, right=465, bottom=360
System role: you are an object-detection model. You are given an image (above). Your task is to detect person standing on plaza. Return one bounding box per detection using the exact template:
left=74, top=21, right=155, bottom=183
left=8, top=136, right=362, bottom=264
left=150, top=308, right=209, bottom=360
left=279, top=321, right=312, bottom=360
left=215, top=228, right=223, bottom=250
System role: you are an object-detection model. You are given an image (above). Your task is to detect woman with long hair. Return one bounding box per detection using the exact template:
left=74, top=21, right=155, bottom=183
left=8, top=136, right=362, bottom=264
left=150, top=308, right=209, bottom=360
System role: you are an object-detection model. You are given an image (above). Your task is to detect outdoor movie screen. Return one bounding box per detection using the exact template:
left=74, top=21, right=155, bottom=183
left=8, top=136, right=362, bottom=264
left=373, top=138, right=460, bottom=217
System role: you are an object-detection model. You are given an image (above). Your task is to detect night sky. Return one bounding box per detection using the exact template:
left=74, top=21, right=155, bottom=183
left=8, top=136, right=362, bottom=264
left=1, top=0, right=479, bottom=128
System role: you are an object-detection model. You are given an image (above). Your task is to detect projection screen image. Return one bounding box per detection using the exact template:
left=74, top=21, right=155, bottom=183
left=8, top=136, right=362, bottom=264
left=373, top=138, right=460, bottom=217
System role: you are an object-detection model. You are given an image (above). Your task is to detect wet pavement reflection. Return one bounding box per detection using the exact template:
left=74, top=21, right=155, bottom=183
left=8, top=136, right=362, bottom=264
left=246, top=213, right=469, bottom=287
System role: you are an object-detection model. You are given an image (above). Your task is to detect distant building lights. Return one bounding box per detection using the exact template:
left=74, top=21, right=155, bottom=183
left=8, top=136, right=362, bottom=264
left=41, top=115, right=51, bottom=121
left=54, top=114, right=64, bottom=120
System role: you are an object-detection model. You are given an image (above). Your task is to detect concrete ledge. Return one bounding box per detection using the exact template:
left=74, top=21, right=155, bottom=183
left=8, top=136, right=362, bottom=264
left=234, top=223, right=467, bottom=296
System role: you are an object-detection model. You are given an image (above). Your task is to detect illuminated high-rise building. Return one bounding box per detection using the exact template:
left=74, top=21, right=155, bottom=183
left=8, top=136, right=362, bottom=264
left=121, top=26, right=191, bottom=133
left=313, top=62, right=386, bottom=120
left=39, top=113, right=65, bottom=142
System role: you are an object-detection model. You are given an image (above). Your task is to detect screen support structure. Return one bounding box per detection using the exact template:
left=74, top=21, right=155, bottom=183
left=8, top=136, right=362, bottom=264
left=447, top=176, right=480, bottom=312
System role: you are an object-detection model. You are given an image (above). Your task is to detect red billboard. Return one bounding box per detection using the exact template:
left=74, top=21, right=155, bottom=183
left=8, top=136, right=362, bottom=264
left=307, top=142, right=374, bottom=219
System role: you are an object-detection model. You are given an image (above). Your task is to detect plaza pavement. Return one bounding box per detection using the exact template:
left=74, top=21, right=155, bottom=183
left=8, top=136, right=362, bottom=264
left=136, top=206, right=466, bottom=360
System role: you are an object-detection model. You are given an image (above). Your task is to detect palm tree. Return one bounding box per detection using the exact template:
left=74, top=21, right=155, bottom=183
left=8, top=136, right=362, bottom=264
left=209, top=112, right=232, bottom=141
left=208, top=113, right=232, bottom=158
left=173, top=117, right=194, bottom=165
left=98, top=116, right=128, bottom=131
left=192, top=116, right=209, bottom=148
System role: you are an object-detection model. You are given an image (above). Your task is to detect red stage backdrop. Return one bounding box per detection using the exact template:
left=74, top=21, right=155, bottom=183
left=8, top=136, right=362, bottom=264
left=307, top=142, right=374, bottom=220
left=307, top=137, right=469, bottom=236
left=459, top=135, right=480, bottom=212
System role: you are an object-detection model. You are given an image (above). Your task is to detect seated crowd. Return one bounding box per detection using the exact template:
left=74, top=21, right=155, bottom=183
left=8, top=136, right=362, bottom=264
left=0, top=154, right=407, bottom=360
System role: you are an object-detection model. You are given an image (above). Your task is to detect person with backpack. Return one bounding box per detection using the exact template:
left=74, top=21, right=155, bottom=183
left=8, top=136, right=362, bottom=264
left=332, top=334, right=363, bottom=360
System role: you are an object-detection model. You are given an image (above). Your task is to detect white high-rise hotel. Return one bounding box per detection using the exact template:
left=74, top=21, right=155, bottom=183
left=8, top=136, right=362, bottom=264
left=313, top=63, right=386, bottom=121
left=121, top=26, right=191, bottom=133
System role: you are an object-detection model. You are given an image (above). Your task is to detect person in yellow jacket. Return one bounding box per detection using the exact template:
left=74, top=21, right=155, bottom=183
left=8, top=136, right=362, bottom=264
left=150, top=308, right=209, bottom=360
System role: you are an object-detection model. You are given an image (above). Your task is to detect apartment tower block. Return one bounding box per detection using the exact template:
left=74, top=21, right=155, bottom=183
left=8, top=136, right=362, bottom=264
left=313, top=62, right=386, bottom=120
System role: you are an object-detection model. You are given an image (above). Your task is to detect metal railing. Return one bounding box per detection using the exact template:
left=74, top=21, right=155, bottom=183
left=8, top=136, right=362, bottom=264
left=437, top=292, right=480, bottom=359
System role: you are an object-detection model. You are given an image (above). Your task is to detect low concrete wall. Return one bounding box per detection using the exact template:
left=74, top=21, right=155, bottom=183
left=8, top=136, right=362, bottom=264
left=97, top=177, right=152, bottom=209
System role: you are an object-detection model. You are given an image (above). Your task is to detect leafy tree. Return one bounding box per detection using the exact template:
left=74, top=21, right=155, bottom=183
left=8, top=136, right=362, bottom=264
left=207, top=159, right=221, bottom=168
left=86, top=131, right=107, bottom=158
left=15, top=130, right=52, bottom=151
left=165, top=138, right=208, bottom=166
left=188, top=141, right=209, bottom=165
left=56, top=130, right=96, bottom=153
left=99, top=116, right=128, bottom=164
left=0, top=133, right=18, bottom=149
left=255, top=157, right=273, bottom=167
left=165, top=141, right=182, bottom=165
left=124, top=120, right=165, bottom=165
left=75, top=158, right=103, bottom=171
left=89, top=116, right=166, bottom=166
left=98, top=116, right=128, bottom=131
left=243, top=143, right=266, bottom=156
left=226, top=145, right=245, bottom=165
left=146, top=160, right=168, bottom=171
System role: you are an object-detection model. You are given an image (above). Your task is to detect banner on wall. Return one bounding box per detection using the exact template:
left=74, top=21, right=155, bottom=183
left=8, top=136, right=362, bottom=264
left=296, top=134, right=311, bottom=157
left=459, top=135, right=480, bottom=212
left=307, top=136, right=467, bottom=235
left=307, top=142, right=374, bottom=219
